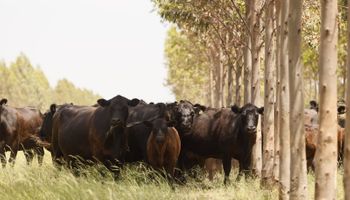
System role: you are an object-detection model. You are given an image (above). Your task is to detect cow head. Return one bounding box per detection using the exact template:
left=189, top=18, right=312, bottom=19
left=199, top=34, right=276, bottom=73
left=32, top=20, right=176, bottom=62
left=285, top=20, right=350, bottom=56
left=0, top=98, right=8, bottom=123
left=144, top=118, right=175, bottom=144
left=39, top=104, right=57, bottom=141
left=338, top=105, right=346, bottom=115
left=231, top=103, right=264, bottom=134
left=167, top=100, right=197, bottom=132
left=309, top=100, right=318, bottom=112
left=97, top=96, right=140, bottom=128
left=98, top=95, right=140, bottom=158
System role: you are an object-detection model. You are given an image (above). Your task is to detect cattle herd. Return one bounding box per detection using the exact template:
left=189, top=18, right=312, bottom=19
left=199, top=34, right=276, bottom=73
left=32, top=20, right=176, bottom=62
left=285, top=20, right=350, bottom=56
left=0, top=95, right=345, bottom=185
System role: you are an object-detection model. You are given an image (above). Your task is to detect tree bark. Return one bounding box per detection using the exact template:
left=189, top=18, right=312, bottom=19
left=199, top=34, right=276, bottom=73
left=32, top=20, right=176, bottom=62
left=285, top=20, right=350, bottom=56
left=288, top=0, right=307, bottom=199
left=261, top=0, right=275, bottom=186
left=210, top=45, right=221, bottom=108
left=220, top=51, right=225, bottom=107
left=279, top=0, right=290, bottom=199
left=244, top=0, right=252, bottom=104
left=315, top=0, right=338, bottom=199
left=345, top=0, right=350, bottom=198
left=236, top=56, right=243, bottom=106
left=227, top=61, right=234, bottom=107
left=250, top=0, right=262, bottom=177
left=273, top=0, right=281, bottom=182
left=209, top=66, right=214, bottom=107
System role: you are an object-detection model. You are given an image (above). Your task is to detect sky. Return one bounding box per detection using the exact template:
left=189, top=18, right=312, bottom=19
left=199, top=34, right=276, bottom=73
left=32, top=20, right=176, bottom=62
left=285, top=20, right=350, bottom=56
left=0, top=0, right=175, bottom=103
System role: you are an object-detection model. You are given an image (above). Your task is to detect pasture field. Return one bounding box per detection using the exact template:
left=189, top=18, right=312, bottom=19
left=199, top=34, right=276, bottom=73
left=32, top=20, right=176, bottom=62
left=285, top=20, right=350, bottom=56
left=0, top=151, right=344, bottom=200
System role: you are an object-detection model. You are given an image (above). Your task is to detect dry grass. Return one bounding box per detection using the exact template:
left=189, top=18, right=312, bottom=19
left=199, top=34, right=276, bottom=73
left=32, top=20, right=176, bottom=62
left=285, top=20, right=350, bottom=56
left=0, top=151, right=344, bottom=200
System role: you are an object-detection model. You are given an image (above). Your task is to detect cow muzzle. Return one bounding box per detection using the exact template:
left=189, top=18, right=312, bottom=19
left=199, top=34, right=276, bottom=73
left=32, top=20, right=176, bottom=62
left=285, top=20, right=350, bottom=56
left=247, top=126, right=256, bottom=133
left=111, top=118, right=124, bottom=127
left=155, top=135, right=165, bottom=144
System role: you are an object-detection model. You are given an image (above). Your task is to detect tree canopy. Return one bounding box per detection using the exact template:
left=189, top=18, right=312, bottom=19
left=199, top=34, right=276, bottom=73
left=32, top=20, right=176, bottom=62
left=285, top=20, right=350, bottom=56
left=0, top=53, right=101, bottom=111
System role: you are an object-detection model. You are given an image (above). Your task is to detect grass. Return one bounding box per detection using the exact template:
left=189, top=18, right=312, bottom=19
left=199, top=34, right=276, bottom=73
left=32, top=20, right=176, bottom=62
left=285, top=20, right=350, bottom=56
left=0, top=151, right=344, bottom=200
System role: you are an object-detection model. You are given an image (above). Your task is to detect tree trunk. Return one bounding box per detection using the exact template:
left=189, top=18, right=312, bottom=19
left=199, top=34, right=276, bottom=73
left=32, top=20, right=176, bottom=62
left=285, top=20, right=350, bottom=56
left=209, top=66, right=214, bottom=107
left=261, top=0, right=275, bottom=186
left=250, top=0, right=262, bottom=177
left=220, top=52, right=225, bottom=107
left=236, top=56, right=243, bottom=106
left=279, top=0, right=290, bottom=199
left=211, top=46, right=221, bottom=108
left=227, top=61, right=234, bottom=107
left=314, top=78, right=317, bottom=100
left=315, top=0, right=338, bottom=199
left=345, top=0, right=350, bottom=198
left=244, top=0, right=252, bottom=104
left=273, top=0, right=281, bottom=182
left=288, top=0, right=307, bottom=199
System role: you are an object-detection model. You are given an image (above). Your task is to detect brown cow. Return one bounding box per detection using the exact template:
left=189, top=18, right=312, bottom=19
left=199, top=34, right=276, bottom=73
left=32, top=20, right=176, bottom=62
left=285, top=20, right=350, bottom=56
left=144, top=119, right=181, bottom=179
left=305, top=124, right=318, bottom=170
left=51, top=95, right=139, bottom=174
left=305, top=124, right=345, bottom=170
left=0, top=98, right=44, bottom=167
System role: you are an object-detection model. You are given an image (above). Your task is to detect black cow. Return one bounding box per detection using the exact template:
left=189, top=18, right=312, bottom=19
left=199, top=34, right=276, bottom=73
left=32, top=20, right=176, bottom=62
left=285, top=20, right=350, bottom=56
left=309, top=100, right=318, bottom=111
left=39, top=103, right=73, bottom=152
left=51, top=95, right=139, bottom=174
left=0, top=99, right=44, bottom=167
left=166, top=100, right=202, bottom=133
left=181, top=103, right=263, bottom=184
left=166, top=101, right=207, bottom=178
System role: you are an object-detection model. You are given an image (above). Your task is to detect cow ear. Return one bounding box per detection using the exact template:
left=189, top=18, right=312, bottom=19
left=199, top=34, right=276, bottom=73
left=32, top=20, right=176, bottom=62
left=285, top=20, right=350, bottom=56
left=167, top=101, right=177, bottom=108
left=0, top=98, right=7, bottom=106
left=143, top=121, right=153, bottom=128
left=258, top=107, right=264, bottom=115
left=338, top=106, right=346, bottom=114
left=231, top=105, right=241, bottom=113
left=97, top=99, right=110, bottom=107
left=194, top=104, right=206, bottom=114
left=128, top=98, right=140, bottom=107
left=309, top=100, right=316, bottom=107
left=167, top=120, right=176, bottom=127
left=50, top=104, right=57, bottom=113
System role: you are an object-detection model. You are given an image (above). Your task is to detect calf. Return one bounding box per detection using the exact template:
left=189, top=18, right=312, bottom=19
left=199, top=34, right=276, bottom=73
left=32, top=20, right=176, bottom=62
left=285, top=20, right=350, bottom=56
left=181, top=103, right=264, bottom=184
left=124, top=102, right=171, bottom=163
left=0, top=98, right=44, bottom=166
left=145, top=119, right=181, bottom=178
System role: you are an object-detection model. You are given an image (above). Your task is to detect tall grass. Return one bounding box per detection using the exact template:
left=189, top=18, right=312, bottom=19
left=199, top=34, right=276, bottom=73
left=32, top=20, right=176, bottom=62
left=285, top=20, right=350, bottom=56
left=0, top=151, right=344, bottom=200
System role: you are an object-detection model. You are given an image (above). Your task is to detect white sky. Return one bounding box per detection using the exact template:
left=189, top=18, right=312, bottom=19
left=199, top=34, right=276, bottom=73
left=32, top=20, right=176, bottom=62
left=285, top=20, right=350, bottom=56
left=0, top=0, right=175, bottom=103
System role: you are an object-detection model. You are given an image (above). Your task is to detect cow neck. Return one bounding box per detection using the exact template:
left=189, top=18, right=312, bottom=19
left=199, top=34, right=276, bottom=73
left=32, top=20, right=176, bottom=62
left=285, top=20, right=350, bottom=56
left=175, top=124, right=190, bottom=137
left=93, top=106, right=112, bottom=132
left=0, top=106, right=17, bottom=131
left=236, top=114, right=255, bottom=144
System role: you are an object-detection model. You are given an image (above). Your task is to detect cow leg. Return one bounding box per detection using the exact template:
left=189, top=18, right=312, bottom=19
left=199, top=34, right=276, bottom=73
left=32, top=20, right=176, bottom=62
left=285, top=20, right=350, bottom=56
left=35, top=147, right=44, bottom=166
left=104, top=160, right=121, bottom=180
left=8, top=147, right=18, bottom=167
left=0, top=149, right=6, bottom=168
left=24, top=149, right=34, bottom=165
left=52, top=148, right=64, bottom=169
left=222, top=157, right=232, bottom=185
